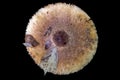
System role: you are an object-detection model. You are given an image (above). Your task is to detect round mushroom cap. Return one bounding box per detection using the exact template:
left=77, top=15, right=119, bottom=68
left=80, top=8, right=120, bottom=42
left=24, top=3, right=98, bottom=75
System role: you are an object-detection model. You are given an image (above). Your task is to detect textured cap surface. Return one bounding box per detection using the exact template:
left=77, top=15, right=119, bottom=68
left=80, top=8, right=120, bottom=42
left=24, top=3, right=98, bottom=75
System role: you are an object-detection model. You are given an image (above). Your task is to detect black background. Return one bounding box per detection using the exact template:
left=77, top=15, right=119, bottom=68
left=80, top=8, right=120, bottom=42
left=2, top=0, right=117, bottom=79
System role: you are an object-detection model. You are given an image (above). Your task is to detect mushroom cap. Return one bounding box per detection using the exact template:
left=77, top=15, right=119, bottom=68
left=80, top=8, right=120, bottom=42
left=25, top=3, right=98, bottom=75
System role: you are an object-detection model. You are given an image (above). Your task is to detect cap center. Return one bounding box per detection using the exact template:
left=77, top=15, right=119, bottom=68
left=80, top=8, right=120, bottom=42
left=53, top=30, right=69, bottom=47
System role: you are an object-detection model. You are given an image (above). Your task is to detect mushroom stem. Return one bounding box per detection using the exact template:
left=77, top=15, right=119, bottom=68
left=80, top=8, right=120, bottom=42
left=39, top=47, right=58, bottom=75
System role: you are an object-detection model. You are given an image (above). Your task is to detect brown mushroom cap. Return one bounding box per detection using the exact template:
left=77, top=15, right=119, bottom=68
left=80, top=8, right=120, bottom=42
left=24, top=3, right=98, bottom=75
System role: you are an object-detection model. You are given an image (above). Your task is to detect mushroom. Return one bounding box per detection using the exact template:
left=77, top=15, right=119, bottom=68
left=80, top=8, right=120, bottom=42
left=24, top=3, right=98, bottom=75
